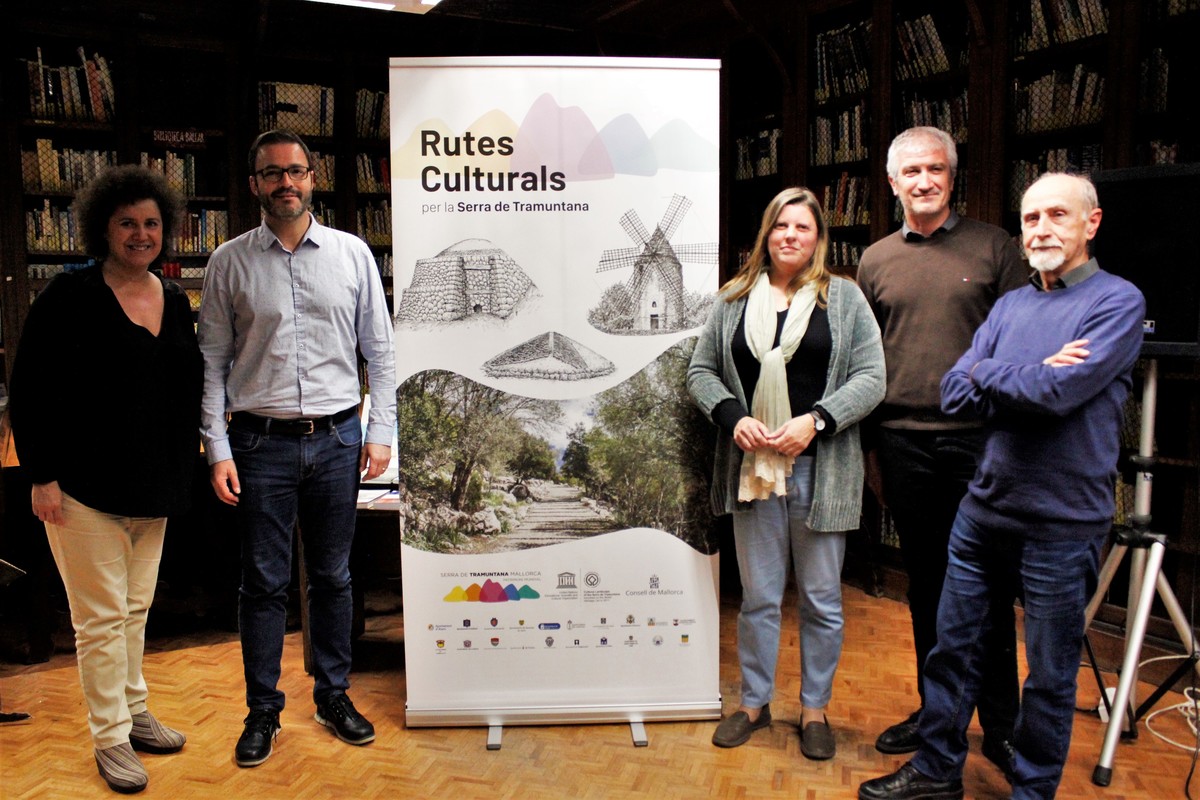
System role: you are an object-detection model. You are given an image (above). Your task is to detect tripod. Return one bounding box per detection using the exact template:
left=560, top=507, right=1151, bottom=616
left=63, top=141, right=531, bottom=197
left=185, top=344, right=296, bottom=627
left=1084, top=359, right=1200, bottom=785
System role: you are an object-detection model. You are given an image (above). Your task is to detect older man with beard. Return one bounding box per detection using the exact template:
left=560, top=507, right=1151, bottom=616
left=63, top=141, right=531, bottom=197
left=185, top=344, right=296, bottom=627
left=199, top=130, right=395, bottom=768
left=859, top=173, right=1145, bottom=800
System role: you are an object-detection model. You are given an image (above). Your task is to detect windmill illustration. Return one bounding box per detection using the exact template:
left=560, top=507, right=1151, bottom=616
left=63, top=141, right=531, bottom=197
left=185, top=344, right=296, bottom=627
left=595, top=194, right=717, bottom=332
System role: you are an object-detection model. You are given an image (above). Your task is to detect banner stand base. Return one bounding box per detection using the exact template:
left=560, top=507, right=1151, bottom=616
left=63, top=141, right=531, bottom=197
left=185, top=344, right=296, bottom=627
left=483, top=721, right=650, bottom=751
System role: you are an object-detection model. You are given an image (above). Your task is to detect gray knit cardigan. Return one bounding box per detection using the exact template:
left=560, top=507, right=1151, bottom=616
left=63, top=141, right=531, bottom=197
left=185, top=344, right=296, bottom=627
left=687, top=276, right=886, bottom=532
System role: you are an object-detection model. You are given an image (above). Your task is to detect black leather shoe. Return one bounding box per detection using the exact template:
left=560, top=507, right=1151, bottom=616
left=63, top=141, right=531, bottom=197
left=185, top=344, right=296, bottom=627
left=235, top=709, right=280, bottom=768
left=875, top=709, right=921, bottom=754
left=858, top=762, right=963, bottom=800
left=981, top=736, right=1015, bottom=784
left=315, top=693, right=375, bottom=745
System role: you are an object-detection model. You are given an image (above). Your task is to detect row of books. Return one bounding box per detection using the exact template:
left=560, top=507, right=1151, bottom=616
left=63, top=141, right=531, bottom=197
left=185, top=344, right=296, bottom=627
left=22, top=140, right=117, bottom=193
left=26, top=199, right=79, bottom=253
left=1007, top=143, right=1102, bottom=209
left=313, top=200, right=337, bottom=229
left=23, top=47, right=115, bottom=122
left=157, top=263, right=206, bottom=279
left=1163, top=0, right=1200, bottom=15
left=1015, top=0, right=1108, bottom=55
left=27, top=262, right=92, bottom=280
left=357, top=199, right=392, bottom=246
left=258, top=81, right=336, bottom=138
left=311, top=151, right=337, bottom=191
left=813, top=20, right=872, bottom=103
left=376, top=252, right=393, bottom=278
left=1012, top=64, right=1105, bottom=134
left=356, top=88, right=390, bottom=140
left=817, top=172, right=870, bottom=228
left=139, top=150, right=210, bottom=198
left=829, top=240, right=866, bottom=269
left=733, top=127, right=781, bottom=180
left=899, top=87, right=969, bottom=142
left=357, top=153, right=391, bottom=193
left=811, top=101, right=867, bottom=167
left=894, top=14, right=953, bottom=81
left=171, top=209, right=229, bottom=255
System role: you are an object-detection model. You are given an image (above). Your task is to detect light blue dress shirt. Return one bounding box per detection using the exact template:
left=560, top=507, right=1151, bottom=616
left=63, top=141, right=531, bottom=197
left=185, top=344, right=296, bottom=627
left=198, top=214, right=396, bottom=464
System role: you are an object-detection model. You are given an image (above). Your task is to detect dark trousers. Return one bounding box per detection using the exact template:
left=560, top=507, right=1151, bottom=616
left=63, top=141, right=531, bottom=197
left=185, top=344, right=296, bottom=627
left=877, top=427, right=1018, bottom=740
left=914, top=512, right=1104, bottom=798
left=231, top=414, right=363, bottom=711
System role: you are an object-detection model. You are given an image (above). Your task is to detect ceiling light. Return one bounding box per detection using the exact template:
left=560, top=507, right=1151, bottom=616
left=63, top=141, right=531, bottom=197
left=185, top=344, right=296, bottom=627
left=301, top=0, right=441, bottom=13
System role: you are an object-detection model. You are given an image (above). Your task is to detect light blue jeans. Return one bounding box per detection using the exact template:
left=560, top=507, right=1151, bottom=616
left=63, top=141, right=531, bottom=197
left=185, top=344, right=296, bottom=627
left=731, top=455, right=846, bottom=710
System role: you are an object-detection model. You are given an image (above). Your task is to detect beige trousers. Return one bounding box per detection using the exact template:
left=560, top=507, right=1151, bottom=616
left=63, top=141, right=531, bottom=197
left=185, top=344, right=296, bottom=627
left=44, top=492, right=166, bottom=748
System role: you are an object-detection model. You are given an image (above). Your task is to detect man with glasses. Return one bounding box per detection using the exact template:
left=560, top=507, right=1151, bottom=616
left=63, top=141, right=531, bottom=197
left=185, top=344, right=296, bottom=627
left=198, top=129, right=395, bottom=767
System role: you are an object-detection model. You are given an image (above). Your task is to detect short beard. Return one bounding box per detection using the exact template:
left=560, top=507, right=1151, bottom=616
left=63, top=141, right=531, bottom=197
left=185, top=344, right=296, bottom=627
left=1027, top=249, right=1064, bottom=273
left=260, top=189, right=310, bottom=221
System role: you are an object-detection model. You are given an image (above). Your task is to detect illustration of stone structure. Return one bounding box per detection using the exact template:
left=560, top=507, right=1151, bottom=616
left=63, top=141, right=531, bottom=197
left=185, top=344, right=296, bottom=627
left=483, top=331, right=615, bottom=381
left=593, top=194, right=717, bottom=333
left=395, top=238, right=536, bottom=324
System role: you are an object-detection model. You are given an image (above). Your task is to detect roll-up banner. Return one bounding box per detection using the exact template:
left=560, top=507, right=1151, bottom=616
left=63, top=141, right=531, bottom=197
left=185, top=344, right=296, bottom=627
left=389, top=56, right=722, bottom=728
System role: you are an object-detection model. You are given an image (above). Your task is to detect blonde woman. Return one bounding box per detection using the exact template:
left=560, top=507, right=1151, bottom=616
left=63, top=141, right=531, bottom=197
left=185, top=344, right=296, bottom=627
left=688, top=187, right=884, bottom=759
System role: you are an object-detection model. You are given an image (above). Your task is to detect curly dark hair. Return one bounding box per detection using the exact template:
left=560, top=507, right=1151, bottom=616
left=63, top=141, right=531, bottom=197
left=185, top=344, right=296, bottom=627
left=72, top=164, right=184, bottom=266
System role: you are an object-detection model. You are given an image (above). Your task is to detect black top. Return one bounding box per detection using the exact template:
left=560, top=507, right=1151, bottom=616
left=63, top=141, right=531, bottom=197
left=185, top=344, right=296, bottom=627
left=712, top=304, right=833, bottom=435
left=9, top=265, right=203, bottom=517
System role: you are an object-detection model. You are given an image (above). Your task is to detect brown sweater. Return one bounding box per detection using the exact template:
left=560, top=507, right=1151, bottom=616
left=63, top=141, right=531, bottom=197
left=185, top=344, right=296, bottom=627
left=857, top=216, right=1028, bottom=430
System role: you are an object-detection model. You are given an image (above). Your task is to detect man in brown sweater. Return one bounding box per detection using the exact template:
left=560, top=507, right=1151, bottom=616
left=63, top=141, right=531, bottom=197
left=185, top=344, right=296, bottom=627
left=857, top=127, right=1027, bottom=778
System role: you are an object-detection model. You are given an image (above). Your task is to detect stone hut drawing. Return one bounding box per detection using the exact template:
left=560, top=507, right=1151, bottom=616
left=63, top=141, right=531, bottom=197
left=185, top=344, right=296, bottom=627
left=593, top=194, right=718, bottom=333
left=482, top=331, right=615, bottom=381
left=395, top=238, right=536, bottom=324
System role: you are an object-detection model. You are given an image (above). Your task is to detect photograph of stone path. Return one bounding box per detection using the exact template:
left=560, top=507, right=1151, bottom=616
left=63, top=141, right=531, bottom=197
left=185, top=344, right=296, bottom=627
left=458, top=481, right=617, bottom=554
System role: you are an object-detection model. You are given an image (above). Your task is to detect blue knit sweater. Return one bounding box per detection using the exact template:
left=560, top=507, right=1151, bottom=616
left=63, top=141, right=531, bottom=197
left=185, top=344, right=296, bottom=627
left=940, top=261, right=1145, bottom=540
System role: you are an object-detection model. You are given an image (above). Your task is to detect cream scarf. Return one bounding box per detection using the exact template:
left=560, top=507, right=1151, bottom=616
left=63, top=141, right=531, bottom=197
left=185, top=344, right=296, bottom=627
left=737, top=270, right=818, bottom=501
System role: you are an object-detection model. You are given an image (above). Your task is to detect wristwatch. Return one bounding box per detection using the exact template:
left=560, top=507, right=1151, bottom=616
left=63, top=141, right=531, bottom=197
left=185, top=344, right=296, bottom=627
left=809, top=409, right=826, bottom=433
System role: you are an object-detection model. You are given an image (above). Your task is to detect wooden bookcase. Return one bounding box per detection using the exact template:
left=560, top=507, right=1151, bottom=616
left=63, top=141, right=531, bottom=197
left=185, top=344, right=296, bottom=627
left=0, top=17, right=409, bottom=389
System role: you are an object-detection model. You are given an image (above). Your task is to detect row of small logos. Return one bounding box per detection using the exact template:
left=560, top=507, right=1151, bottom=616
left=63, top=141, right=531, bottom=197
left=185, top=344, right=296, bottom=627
left=435, top=633, right=691, bottom=650
left=429, top=614, right=696, bottom=632
left=558, top=572, right=661, bottom=589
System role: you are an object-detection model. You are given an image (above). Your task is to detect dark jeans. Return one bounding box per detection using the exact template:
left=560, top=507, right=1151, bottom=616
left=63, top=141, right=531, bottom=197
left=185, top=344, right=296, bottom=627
left=231, top=413, right=362, bottom=711
left=877, top=428, right=1018, bottom=739
left=913, top=511, right=1104, bottom=799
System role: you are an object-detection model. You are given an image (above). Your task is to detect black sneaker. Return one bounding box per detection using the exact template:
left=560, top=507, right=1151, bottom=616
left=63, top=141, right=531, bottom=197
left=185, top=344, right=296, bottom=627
left=235, top=709, right=280, bottom=768
left=314, top=693, right=375, bottom=745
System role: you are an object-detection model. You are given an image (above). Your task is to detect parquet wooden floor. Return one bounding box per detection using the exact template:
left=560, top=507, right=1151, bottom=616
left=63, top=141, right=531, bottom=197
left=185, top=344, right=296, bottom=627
left=1, top=585, right=1196, bottom=799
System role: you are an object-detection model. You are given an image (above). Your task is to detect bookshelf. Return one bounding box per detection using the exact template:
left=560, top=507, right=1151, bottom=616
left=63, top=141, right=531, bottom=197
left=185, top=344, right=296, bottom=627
left=806, top=3, right=874, bottom=275
left=1131, top=0, right=1200, bottom=167
left=4, top=35, right=244, bottom=324
left=352, top=82, right=394, bottom=312
left=889, top=4, right=971, bottom=223
left=1003, top=0, right=1110, bottom=223
left=724, top=35, right=787, bottom=280
left=15, top=41, right=123, bottom=307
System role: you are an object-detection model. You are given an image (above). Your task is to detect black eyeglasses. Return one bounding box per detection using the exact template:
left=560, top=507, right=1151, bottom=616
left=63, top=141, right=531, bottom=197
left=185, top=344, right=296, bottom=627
left=254, top=166, right=312, bottom=183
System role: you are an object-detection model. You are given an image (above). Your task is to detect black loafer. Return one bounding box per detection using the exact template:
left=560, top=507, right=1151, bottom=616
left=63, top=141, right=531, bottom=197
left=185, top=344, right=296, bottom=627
left=315, top=693, right=375, bottom=745
left=711, top=704, right=771, bottom=747
left=875, top=709, right=921, bottom=754
left=858, top=762, right=963, bottom=800
left=235, top=709, right=280, bottom=768
left=800, top=716, right=836, bottom=760
left=981, top=736, right=1015, bottom=784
